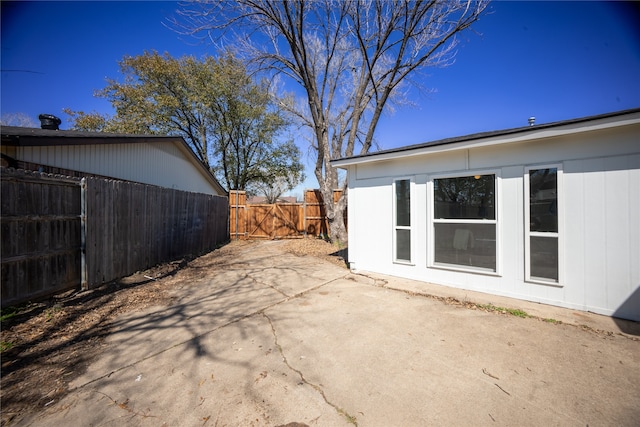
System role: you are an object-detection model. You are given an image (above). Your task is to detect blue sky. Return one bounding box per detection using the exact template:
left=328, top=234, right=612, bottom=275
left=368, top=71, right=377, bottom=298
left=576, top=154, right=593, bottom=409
left=2, top=1, right=639, bottom=197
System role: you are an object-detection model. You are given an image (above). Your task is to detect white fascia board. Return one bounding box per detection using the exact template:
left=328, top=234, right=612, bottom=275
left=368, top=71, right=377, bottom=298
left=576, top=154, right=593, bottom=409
left=331, top=112, right=640, bottom=169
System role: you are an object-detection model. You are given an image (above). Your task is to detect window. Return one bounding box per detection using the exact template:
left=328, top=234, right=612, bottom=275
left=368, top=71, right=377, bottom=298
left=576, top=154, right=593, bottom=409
left=432, top=174, right=497, bottom=272
left=525, top=166, right=561, bottom=284
left=394, top=179, right=412, bottom=263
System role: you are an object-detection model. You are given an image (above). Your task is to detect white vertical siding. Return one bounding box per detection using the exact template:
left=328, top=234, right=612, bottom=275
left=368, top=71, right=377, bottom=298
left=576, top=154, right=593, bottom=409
left=574, top=159, right=607, bottom=310
left=351, top=176, right=394, bottom=270
left=500, top=166, right=525, bottom=297
left=564, top=154, right=640, bottom=317
left=346, top=124, right=640, bottom=320
left=414, top=174, right=428, bottom=272
left=562, top=160, right=587, bottom=308
left=603, top=160, right=631, bottom=309
left=17, top=141, right=220, bottom=195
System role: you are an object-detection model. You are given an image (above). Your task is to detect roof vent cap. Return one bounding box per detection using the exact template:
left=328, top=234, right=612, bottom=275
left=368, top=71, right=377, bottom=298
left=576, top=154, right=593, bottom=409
left=39, top=114, right=61, bottom=130
left=528, top=116, right=536, bottom=126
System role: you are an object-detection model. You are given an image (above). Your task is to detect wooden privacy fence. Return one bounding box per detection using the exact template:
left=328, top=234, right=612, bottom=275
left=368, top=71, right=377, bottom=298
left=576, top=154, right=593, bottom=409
left=86, top=178, right=228, bottom=286
left=230, top=189, right=345, bottom=239
left=1, top=169, right=82, bottom=307
left=1, top=168, right=229, bottom=308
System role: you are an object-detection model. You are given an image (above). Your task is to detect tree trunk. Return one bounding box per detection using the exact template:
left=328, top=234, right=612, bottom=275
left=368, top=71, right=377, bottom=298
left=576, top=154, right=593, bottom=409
left=328, top=202, right=348, bottom=244
left=320, top=185, right=348, bottom=245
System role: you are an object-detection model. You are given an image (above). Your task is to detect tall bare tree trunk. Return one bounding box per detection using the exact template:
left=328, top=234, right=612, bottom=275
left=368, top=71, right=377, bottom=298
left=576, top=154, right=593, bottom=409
left=316, top=181, right=348, bottom=243
left=178, top=0, right=489, bottom=243
left=327, top=187, right=348, bottom=244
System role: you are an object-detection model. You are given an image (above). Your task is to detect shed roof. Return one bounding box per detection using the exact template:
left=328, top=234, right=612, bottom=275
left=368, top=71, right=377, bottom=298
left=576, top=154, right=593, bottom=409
left=332, top=108, right=640, bottom=168
left=1, top=126, right=226, bottom=195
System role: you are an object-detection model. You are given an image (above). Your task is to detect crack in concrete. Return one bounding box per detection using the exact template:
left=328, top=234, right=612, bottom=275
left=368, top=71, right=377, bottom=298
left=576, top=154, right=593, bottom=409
left=247, top=274, right=290, bottom=298
left=347, top=272, right=388, bottom=287
left=246, top=265, right=337, bottom=298
left=74, top=274, right=350, bottom=391
left=92, top=390, right=159, bottom=423
left=262, top=312, right=358, bottom=426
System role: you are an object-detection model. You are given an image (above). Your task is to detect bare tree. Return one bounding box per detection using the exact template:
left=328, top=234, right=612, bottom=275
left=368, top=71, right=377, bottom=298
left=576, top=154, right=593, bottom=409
left=0, top=112, right=38, bottom=128
left=175, top=0, right=488, bottom=243
left=255, top=175, right=303, bottom=204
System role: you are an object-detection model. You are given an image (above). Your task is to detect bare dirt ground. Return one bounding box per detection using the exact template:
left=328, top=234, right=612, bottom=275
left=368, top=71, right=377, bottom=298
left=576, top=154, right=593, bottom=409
left=0, top=238, right=347, bottom=426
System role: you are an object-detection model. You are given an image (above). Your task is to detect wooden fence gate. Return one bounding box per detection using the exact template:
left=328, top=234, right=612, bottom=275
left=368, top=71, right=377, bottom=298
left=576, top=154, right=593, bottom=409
left=229, top=189, right=345, bottom=240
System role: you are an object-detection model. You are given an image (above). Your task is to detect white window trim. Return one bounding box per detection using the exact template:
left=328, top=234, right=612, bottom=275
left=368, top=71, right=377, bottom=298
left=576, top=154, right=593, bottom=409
left=524, top=164, right=564, bottom=286
left=427, top=170, right=501, bottom=275
left=393, top=177, right=415, bottom=265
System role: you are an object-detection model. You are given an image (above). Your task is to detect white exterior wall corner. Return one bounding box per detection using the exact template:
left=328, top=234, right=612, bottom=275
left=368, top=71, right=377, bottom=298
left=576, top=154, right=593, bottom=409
left=343, top=121, right=640, bottom=321
left=346, top=165, right=357, bottom=271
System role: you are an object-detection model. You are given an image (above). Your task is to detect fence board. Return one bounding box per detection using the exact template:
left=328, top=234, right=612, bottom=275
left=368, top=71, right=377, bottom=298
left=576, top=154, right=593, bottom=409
left=229, top=189, right=344, bottom=240
left=2, top=168, right=229, bottom=307
left=85, top=178, right=228, bottom=287
left=1, top=169, right=82, bottom=307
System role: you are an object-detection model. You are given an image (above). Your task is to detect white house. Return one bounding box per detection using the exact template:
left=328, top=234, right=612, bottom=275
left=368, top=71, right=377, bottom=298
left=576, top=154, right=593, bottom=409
left=332, top=109, right=640, bottom=321
left=1, top=126, right=226, bottom=196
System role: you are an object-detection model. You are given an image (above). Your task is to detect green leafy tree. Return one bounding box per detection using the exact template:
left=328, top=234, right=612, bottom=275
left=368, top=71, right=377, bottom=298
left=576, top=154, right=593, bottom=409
left=62, top=109, right=108, bottom=132
left=66, top=51, right=304, bottom=192
left=175, top=0, right=488, bottom=243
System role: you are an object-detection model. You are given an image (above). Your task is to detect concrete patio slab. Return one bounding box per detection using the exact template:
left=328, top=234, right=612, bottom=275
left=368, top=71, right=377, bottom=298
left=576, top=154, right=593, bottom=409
left=18, top=241, right=640, bottom=427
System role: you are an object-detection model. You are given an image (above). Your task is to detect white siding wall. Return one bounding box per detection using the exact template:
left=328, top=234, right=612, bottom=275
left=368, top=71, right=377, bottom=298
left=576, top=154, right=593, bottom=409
left=17, top=142, right=220, bottom=195
left=564, top=155, right=640, bottom=319
left=347, top=124, right=640, bottom=320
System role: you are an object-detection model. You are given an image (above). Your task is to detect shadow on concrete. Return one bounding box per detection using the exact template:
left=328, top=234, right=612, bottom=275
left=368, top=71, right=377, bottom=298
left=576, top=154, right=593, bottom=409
left=330, top=247, right=348, bottom=267
left=0, top=257, right=190, bottom=420
left=613, top=285, right=640, bottom=336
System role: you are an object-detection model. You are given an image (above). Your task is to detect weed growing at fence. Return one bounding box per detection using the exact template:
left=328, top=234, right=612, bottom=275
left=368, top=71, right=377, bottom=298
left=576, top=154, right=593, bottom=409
left=0, top=307, right=19, bottom=322
left=44, top=304, right=63, bottom=322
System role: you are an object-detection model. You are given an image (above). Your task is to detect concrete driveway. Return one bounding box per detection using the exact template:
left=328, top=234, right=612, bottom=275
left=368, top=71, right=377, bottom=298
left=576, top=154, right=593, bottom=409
left=19, top=240, right=640, bottom=426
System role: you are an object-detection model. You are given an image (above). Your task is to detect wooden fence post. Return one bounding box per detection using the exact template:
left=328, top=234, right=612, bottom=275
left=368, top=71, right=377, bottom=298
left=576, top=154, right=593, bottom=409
left=80, top=177, right=88, bottom=290
left=229, top=190, right=246, bottom=240
left=303, top=194, right=307, bottom=238
left=234, top=190, right=239, bottom=240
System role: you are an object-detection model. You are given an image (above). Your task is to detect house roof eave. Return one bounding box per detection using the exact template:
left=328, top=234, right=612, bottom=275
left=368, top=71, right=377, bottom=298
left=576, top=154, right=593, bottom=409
left=1, top=126, right=228, bottom=196
left=331, top=108, right=640, bottom=169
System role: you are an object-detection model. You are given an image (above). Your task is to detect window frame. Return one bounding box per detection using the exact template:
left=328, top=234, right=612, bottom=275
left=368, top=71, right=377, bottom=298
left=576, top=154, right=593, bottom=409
left=393, top=177, right=415, bottom=265
left=428, top=170, right=501, bottom=275
left=524, top=164, right=564, bottom=286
